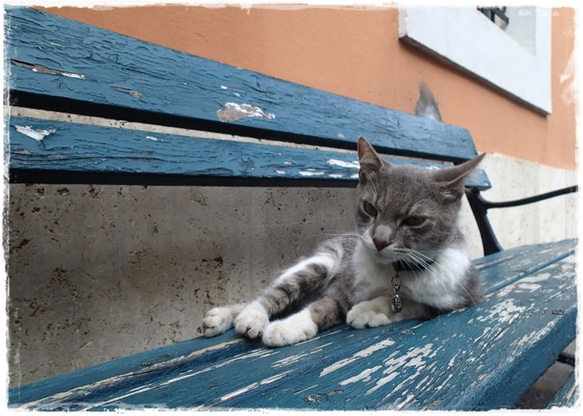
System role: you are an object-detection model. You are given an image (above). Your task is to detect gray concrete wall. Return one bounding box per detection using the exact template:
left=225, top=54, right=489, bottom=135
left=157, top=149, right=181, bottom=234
left=6, top=153, right=577, bottom=388
left=6, top=185, right=356, bottom=386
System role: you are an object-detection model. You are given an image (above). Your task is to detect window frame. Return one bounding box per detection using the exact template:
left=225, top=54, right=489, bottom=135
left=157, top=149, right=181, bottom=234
left=398, top=6, right=552, bottom=114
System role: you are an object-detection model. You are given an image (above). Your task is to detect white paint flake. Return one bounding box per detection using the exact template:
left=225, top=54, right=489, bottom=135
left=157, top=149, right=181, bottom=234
left=14, top=125, right=56, bottom=142
left=327, top=159, right=360, bottom=169
left=476, top=298, right=526, bottom=324
left=299, top=170, right=325, bottom=177
left=521, top=273, right=550, bottom=283
left=320, top=338, right=395, bottom=377
left=271, top=353, right=309, bottom=368
left=217, top=102, right=275, bottom=122
left=218, top=371, right=291, bottom=403
left=366, top=343, right=435, bottom=396
left=340, top=365, right=382, bottom=386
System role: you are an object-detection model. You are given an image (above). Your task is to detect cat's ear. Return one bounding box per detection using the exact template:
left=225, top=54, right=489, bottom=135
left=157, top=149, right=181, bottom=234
left=434, top=153, right=486, bottom=201
left=357, top=136, right=385, bottom=182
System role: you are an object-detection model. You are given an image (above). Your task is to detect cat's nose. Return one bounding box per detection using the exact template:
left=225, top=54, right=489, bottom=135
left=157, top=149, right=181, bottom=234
left=373, top=238, right=389, bottom=251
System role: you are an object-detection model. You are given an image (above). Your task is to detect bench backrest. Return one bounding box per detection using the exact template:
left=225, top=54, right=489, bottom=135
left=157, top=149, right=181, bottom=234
left=6, top=7, right=491, bottom=190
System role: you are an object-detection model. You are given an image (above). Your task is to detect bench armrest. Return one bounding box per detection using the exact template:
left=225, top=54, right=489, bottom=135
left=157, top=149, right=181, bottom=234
left=466, top=186, right=578, bottom=255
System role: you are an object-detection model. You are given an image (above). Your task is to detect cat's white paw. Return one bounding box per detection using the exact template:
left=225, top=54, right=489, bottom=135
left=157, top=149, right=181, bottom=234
left=203, top=307, right=235, bottom=337
left=234, top=302, right=269, bottom=339
left=347, top=302, right=391, bottom=329
left=262, top=311, right=318, bottom=347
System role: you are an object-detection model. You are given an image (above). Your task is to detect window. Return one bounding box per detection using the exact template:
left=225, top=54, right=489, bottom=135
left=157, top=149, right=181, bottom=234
left=399, top=7, right=551, bottom=114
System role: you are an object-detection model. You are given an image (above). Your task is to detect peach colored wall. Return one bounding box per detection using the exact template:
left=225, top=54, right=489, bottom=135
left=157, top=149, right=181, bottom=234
left=40, top=5, right=576, bottom=170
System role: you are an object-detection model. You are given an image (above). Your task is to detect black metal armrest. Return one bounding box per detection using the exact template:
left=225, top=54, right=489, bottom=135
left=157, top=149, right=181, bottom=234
left=465, top=186, right=578, bottom=255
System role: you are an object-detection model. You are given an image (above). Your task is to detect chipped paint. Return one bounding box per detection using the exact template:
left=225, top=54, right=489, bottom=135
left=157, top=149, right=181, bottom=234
left=339, top=365, right=382, bottom=386
left=320, top=338, right=395, bottom=377
left=366, top=343, right=435, bottom=396
left=272, top=353, right=309, bottom=368
left=476, top=299, right=527, bottom=323
left=521, top=273, right=550, bottom=283
left=14, top=125, right=56, bottom=142
left=12, top=60, right=85, bottom=79
left=217, top=371, right=291, bottom=404
left=113, top=86, right=142, bottom=99
left=299, top=170, right=325, bottom=177
left=327, top=159, right=359, bottom=169
left=217, top=102, right=275, bottom=122
left=516, top=282, right=541, bottom=291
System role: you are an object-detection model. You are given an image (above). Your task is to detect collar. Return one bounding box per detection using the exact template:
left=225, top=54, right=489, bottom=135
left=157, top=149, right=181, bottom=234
left=392, top=259, right=435, bottom=273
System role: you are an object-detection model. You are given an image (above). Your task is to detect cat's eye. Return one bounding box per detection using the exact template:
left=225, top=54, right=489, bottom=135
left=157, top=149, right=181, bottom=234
left=403, top=216, right=425, bottom=227
left=363, top=201, right=378, bottom=217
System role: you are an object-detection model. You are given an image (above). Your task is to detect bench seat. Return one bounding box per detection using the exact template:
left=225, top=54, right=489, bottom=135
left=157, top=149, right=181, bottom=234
left=9, top=239, right=577, bottom=411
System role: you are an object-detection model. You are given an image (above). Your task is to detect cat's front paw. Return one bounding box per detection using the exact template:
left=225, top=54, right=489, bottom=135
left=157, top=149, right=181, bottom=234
left=203, top=307, right=235, bottom=337
left=347, top=302, right=391, bottom=329
left=234, top=302, right=269, bottom=339
left=262, top=317, right=317, bottom=347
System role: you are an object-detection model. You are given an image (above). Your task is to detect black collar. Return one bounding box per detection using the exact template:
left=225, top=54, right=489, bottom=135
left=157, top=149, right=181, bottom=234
left=392, top=259, right=435, bottom=273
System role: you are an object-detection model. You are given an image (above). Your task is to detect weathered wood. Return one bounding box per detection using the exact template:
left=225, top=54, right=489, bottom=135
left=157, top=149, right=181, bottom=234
left=5, top=7, right=481, bottom=164
left=547, top=372, right=578, bottom=408
left=8, top=116, right=491, bottom=188
left=8, top=240, right=577, bottom=411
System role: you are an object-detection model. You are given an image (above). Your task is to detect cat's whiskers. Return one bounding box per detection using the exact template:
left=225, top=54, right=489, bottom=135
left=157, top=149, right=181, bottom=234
left=320, top=231, right=359, bottom=238
left=403, top=249, right=433, bottom=270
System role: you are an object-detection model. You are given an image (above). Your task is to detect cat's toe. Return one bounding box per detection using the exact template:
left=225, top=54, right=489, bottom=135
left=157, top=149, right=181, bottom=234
left=262, top=320, right=317, bottom=347
left=347, top=310, right=390, bottom=329
left=234, top=303, right=269, bottom=339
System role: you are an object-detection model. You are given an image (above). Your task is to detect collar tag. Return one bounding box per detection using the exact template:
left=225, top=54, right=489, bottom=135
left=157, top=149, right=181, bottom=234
left=391, top=274, right=402, bottom=313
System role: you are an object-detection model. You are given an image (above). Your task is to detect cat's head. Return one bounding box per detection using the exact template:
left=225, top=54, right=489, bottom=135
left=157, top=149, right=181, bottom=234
left=355, top=136, right=485, bottom=264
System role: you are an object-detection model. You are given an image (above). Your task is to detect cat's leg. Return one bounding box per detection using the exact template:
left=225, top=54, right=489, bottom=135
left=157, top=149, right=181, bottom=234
left=235, top=252, right=339, bottom=339
left=203, top=303, right=247, bottom=337
left=262, top=297, right=343, bottom=347
left=347, top=296, right=426, bottom=328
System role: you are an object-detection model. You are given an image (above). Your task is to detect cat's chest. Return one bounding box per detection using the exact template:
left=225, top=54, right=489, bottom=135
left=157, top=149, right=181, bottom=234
left=401, top=248, right=470, bottom=307
left=351, top=245, right=470, bottom=308
left=351, top=257, right=393, bottom=302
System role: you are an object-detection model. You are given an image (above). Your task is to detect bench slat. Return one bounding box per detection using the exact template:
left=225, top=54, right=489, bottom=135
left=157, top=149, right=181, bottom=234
left=547, top=372, right=578, bottom=408
left=9, top=239, right=576, bottom=411
left=8, top=117, right=492, bottom=188
left=6, top=7, right=481, bottom=164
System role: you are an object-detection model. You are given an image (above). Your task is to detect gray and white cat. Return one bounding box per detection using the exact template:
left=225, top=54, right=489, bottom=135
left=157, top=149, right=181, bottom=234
left=203, top=136, right=484, bottom=347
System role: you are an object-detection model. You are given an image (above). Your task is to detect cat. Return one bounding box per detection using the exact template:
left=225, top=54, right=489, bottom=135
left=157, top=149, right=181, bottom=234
left=202, top=136, right=485, bottom=347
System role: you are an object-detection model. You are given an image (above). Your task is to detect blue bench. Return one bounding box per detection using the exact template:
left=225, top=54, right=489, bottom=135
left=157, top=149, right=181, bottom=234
left=6, top=7, right=577, bottom=410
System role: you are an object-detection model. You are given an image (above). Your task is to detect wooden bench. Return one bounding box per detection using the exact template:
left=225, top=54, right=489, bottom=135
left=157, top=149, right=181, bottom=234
left=6, top=7, right=578, bottom=411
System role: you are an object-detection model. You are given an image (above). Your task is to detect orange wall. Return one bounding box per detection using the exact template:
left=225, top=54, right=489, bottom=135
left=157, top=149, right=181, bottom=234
left=40, top=5, right=577, bottom=170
